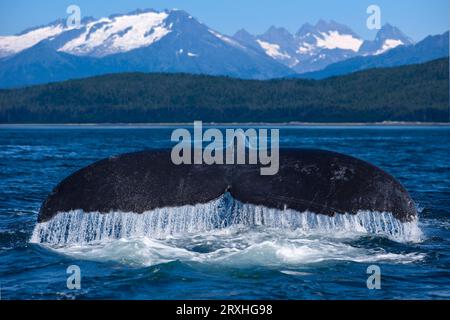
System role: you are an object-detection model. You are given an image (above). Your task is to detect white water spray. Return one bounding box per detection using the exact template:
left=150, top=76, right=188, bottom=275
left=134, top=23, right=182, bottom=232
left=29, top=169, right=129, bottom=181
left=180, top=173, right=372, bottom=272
left=31, top=193, right=422, bottom=246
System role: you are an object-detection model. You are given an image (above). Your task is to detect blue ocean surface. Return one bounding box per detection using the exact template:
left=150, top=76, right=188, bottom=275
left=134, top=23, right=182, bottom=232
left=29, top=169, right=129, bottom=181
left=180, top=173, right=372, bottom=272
left=0, top=125, right=449, bottom=300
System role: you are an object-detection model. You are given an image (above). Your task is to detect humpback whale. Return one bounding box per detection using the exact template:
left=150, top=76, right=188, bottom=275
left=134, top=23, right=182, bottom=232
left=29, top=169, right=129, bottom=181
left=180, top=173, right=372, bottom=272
left=38, top=149, right=416, bottom=223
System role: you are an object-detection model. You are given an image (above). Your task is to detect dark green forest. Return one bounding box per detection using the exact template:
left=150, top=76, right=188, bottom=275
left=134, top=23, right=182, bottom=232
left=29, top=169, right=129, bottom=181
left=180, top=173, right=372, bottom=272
left=0, top=58, right=448, bottom=123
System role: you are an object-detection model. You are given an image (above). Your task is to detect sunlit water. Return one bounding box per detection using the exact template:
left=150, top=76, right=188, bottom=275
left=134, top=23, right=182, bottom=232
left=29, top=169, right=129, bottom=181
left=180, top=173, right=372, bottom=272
left=0, top=125, right=449, bottom=299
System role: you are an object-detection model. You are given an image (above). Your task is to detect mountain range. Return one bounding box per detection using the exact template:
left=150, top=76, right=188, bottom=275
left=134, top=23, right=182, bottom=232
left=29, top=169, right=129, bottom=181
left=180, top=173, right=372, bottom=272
left=234, top=21, right=414, bottom=73
left=0, top=8, right=448, bottom=88
left=295, top=31, right=449, bottom=79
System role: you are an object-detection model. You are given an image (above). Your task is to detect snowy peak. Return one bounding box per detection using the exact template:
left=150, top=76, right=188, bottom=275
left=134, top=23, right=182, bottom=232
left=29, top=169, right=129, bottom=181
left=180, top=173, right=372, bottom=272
left=297, top=20, right=363, bottom=52
left=0, top=9, right=204, bottom=58
left=58, top=10, right=172, bottom=57
left=242, top=20, right=364, bottom=72
left=360, top=24, right=413, bottom=55
left=375, top=23, right=413, bottom=44
left=56, top=8, right=245, bottom=57
left=314, top=19, right=356, bottom=35
left=254, top=26, right=298, bottom=65
left=232, top=20, right=414, bottom=74
left=313, top=29, right=363, bottom=52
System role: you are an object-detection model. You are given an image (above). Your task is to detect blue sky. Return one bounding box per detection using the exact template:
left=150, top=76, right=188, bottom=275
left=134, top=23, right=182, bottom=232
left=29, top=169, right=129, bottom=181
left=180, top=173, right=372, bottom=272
left=0, top=0, right=448, bottom=41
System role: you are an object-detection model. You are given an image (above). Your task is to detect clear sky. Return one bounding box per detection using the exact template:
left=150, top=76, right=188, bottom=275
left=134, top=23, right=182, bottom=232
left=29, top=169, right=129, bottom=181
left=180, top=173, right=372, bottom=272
left=0, top=0, right=448, bottom=41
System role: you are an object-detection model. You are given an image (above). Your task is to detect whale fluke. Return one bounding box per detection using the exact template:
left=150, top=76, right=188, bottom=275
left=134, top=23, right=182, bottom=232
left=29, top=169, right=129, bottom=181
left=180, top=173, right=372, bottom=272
left=38, top=149, right=416, bottom=223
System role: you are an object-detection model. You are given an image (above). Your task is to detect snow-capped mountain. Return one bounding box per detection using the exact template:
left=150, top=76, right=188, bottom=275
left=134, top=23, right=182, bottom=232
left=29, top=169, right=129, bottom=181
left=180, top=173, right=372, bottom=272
left=294, top=20, right=363, bottom=73
left=0, top=9, right=292, bottom=87
left=296, top=20, right=363, bottom=52
left=0, top=10, right=175, bottom=58
left=0, top=9, right=252, bottom=59
left=359, top=24, right=414, bottom=56
left=294, top=31, right=448, bottom=79
left=234, top=20, right=364, bottom=73
left=254, top=26, right=299, bottom=67
left=58, top=9, right=172, bottom=57
left=233, top=20, right=414, bottom=74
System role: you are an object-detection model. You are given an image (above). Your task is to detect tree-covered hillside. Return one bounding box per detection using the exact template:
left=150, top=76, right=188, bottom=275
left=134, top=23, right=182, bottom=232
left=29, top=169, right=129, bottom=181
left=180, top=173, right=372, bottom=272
left=0, top=58, right=448, bottom=123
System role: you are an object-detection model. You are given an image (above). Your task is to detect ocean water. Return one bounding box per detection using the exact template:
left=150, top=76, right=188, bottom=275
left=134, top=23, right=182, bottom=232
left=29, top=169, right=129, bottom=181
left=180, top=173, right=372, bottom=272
left=0, top=125, right=449, bottom=300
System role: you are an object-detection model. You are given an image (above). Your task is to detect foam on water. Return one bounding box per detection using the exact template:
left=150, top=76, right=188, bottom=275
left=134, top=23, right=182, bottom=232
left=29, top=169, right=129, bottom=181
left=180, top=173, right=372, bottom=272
left=30, top=194, right=424, bottom=267
left=44, top=233, right=425, bottom=268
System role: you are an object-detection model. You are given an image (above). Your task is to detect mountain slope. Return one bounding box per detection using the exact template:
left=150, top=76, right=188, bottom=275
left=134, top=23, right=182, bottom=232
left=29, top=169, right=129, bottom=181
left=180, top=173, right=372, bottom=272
left=295, top=32, right=448, bottom=79
left=0, top=58, right=447, bottom=123
left=359, top=24, right=413, bottom=55
left=0, top=19, right=69, bottom=58
left=0, top=42, right=107, bottom=88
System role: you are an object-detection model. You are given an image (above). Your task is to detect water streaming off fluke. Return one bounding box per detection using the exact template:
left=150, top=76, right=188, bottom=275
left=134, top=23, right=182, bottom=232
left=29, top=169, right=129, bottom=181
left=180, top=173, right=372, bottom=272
left=31, top=193, right=422, bottom=245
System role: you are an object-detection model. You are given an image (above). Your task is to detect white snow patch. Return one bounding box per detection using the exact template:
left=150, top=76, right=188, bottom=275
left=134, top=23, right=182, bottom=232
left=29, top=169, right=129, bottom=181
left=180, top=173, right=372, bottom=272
left=256, top=40, right=291, bottom=59
left=374, top=39, right=404, bottom=55
left=315, top=31, right=363, bottom=52
left=59, top=11, right=171, bottom=56
left=296, top=42, right=314, bottom=54
left=0, top=24, right=68, bottom=56
left=209, top=29, right=245, bottom=49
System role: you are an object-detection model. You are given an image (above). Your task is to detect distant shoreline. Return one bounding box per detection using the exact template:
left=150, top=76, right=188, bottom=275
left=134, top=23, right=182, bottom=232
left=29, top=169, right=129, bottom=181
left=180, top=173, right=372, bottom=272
left=0, top=122, right=449, bottom=128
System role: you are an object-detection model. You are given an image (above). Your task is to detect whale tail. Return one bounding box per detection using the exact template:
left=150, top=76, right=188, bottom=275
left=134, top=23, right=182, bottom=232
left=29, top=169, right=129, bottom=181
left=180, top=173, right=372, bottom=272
left=38, top=149, right=417, bottom=224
